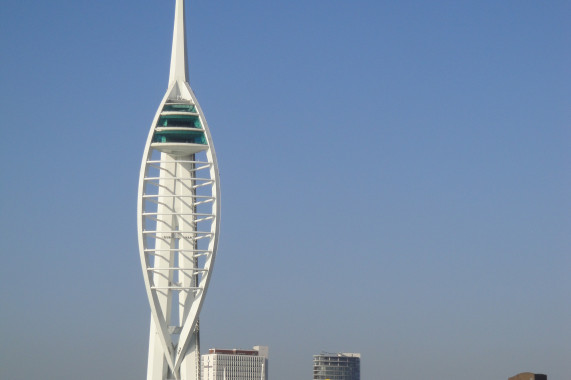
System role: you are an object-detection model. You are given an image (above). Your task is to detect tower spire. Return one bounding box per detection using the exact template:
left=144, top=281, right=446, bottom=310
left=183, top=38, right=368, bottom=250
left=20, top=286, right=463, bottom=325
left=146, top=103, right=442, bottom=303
left=169, top=0, right=188, bottom=86
left=139, top=0, right=220, bottom=377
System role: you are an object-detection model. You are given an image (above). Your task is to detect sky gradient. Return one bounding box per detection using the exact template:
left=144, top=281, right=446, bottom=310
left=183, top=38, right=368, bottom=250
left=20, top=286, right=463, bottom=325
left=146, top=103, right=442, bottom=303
left=0, top=1, right=570, bottom=380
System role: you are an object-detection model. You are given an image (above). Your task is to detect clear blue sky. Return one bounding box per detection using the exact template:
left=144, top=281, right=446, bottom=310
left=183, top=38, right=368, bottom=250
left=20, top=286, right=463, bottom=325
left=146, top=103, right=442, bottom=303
left=0, top=1, right=569, bottom=379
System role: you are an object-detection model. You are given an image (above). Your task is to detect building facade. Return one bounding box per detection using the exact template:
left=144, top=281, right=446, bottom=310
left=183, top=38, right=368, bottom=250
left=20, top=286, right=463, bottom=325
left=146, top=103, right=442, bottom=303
left=202, top=346, right=269, bottom=380
left=313, top=353, right=360, bottom=380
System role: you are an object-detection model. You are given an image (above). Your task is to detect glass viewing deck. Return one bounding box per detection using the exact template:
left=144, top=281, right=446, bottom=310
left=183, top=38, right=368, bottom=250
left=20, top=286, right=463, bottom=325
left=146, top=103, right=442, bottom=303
left=152, top=130, right=206, bottom=144
left=150, top=101, right=208, bottom=155
left=157, top=114, right=201, bottom=128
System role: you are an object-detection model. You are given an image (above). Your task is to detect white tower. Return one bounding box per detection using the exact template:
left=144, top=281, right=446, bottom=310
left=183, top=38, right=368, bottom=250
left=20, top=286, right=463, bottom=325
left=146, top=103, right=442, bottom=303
left=137, top=1, right=220, bottom=380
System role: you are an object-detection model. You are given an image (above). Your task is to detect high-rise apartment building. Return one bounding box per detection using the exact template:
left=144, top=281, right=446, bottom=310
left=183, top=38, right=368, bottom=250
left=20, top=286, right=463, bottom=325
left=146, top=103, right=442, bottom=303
left=202, top=346, right=269, bottom=380
left=313, top=353, right=360, bottom=380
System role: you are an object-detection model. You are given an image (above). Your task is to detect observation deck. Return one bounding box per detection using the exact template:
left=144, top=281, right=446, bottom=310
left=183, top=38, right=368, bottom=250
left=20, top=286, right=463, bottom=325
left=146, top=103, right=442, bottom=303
left=151, top=101, right=208, bottom=155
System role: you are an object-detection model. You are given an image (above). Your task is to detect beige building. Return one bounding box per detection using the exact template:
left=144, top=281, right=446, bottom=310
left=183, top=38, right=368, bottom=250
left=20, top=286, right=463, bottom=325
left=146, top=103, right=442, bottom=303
left=509, top=372, right=547, bottom=380
left=202, top=346, right=268, bottom=380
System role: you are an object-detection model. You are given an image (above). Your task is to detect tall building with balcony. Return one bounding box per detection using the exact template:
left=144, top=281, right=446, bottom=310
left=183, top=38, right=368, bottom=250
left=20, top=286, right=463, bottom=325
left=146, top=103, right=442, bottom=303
left=313, top=353, right=360, bottom=380
left=202, top=346, right=269, bottom=380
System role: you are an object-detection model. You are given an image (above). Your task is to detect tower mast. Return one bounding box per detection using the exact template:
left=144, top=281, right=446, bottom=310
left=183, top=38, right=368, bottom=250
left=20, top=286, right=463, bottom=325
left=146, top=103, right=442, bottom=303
left=169, top=0, right=188, bottom=86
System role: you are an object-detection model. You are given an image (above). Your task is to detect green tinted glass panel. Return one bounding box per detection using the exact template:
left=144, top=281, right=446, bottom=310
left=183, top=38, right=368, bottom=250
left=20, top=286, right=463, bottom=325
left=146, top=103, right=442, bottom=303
left=162, top=104, right=197, bottom=112
left=157, top=115, right=201, bottom=128
left=152, top=130, right=207, bottom=145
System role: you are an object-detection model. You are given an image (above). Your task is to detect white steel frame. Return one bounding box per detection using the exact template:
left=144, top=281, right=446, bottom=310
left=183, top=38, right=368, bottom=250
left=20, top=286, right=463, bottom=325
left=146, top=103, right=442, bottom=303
left=137, top=1, right=220, bottom=379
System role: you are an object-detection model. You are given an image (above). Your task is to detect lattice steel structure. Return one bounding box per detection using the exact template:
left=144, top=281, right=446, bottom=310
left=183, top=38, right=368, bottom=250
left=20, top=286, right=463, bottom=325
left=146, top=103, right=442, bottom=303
left=137, top=1, right=220, bottom=379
